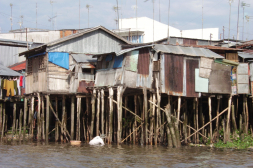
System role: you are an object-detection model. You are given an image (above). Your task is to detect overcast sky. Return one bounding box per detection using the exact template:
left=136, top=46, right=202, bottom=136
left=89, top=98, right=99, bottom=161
left=0, top=0, right=252, bottom=41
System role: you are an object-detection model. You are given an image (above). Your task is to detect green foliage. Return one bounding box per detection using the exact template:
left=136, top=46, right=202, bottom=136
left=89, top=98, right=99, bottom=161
left=213, top=130, right=253, bottom=149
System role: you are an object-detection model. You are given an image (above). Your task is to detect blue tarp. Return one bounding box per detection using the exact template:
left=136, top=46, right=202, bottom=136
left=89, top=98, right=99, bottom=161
left=105, top=55, right=113, bottom=61
left=48, top=52, right=69, bottom=69
left=113, top=54, right=124, bottom=68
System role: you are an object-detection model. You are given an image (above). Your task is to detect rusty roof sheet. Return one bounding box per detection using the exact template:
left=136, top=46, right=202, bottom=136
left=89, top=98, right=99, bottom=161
left=153, top=44, right=224, bottom=58
left=8, top=61, right=26, bottom=71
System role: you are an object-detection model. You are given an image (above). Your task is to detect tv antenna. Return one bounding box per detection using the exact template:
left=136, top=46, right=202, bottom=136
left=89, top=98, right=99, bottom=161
left=86, top=4, right=92, bottom=28
left=49, top=0, right=57, bottom=30
left=18, top=15, right=24, bottom=29
left=10, top=3, right=13, bottom=30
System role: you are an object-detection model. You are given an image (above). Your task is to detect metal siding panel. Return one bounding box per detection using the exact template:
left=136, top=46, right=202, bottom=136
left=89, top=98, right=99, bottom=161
left=124, top=70, right=137, bottom=88
left=195, top=69, right=209, bottom=93
left=208, top=62, right=231, bottom=94
left=250, top=63, right=253, bottom=81
left=186, top=59, right=199, bottom=97
left=77, top=81, right=94, bottom=93
left=137, top=48, right=150, bottom=75
left=164, top=53, right=184, bottom=95
left=125, top=50, right=138, bottom=72
left=95, top=70, right=116, bottom=87
left=237, top=63, right=249, bottom=94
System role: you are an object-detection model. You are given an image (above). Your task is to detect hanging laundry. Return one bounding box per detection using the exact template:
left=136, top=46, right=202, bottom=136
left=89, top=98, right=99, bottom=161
left=6, top=80, right=14, bottom=97
left=20, top=76, right=23, bottom=87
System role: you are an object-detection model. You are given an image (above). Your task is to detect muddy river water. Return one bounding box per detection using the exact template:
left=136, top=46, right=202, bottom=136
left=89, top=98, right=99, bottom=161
left=0, top=141, right=252, bottom=167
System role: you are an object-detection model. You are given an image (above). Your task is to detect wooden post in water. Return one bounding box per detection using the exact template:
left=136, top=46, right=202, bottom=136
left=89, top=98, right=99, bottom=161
left=90, top=89, right=96, bottom=140
left=149, top=94, right=153, bottom=145
left=196, top=98, right=199, bottom=144
left=23, top=98, right=27, bottom=140
left=208, top=97, right=212, bottom=142
left=109, top=88, right=113, bottom=144
left=76, top=97, right=81, bottom=141
left=117, top=86, right=124, bottom=144
left=86, top=97, right=90, bottom=142
left=231, top=102, right=237, bottom=132
left=226, top=95, right=232, bottom=142
left=19, top=109, right=23, bottom=139
left=12, top=102, right=17, bottom=138
left=41, top=96, right=45, bottom=140
left=46, top=95, right=50, bottom=143
left=165, top=95, right=176, bottom=147
left=1, top=103, right=5, bottom=141
left=61, top=95, right=66, bottom=141
left=245, top=96, right=249, bottom=134
left=37, top=93, right=41, bottom=140
left=216, top=97, right=220, bottom=133
left=155, top=78, right=160, bottom=145
left=175, top=96, right=181, bottom=147
left=0, top=103, right=2, bottom=134
left=71, top=96, right=75, bottom=140
left=31, top=97, right=34, bottom=136
left=96, top=91, right=100, bottom=136
left=101, top=89, right=105, bottom=135
left=55, top=96, right=59, bottom=141
left=133, top=95, right=138, bottom=144
left=143, top=87, right=148, bottom=145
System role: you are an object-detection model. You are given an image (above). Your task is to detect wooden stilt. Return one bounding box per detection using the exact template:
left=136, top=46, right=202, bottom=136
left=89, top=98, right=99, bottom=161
left=86, top=97, right=90, bottom=142
left=61, top=95, right=66, bottom=141
left=37, top=93, right=41, bottom=140
left=46, top=95, right=50, bottom=142
left=71, top=96, right=74, bottom=140
left=1, top=103, right=5, bottom=141
left=31, top=97, right=34, bottom=136
left=193, top=99, right=196, bottom=144
left=149, top=94, right=153, bottom=145
left=90, top=89, right=96, bottom=139
left=117, top=86, right=124, bottom=144
left=23, top=98, right=27, bottom=140
left=133, top=95, right=137, bottom=145
left=12, top=102, right=17, bottom=139
left=226, top=95, right=232, bottom=142
left=245, top=96, right=249, bottom=134
left=196, top=98, right=199, bottom=144
left=231, top=103, right=237, bottom=131
left=0, top=103, right=2, bottom=134
left=96, top=91, right=100, bottom=136
left=155, top=78, right=160, bottom=145
left=19, top=109, right=23, bottom=139
left=41, top=96, right=45, bottom=140
left=183, top=113, right=187, bottom=144
left=55, top=96, right=59, bottom=141
left=109, top=88, right=113, bottom=144
left=138, top=95, right=144, bottom=145
left=216, top=97, right=220, bottom=133
left=76, top=97, right=81, bottom=141
left=143, top=87, right=148, bottom=145
left=175, top=96, right=181, bottom=147
left=165, top=95, right=177, bottom=147
left=208, top=97, right=212, bottom=141
left=101, top=89, right=105, bottom=135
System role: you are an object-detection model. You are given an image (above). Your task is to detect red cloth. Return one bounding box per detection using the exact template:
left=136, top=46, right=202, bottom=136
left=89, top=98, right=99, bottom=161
left=20, top=76, right=23, bottom=87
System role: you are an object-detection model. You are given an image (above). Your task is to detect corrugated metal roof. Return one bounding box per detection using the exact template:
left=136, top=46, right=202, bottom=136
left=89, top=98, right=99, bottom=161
left=153, top=44, right=224, bottom=58
left=116, top=45, right=153, bottom=56
left=238, top=52, right=253, bottom=59
left=19, top=26, right=131, bottom=56
left=71, top=54, right=97, bottom=63
left=0, top=64, right=22, bottom=76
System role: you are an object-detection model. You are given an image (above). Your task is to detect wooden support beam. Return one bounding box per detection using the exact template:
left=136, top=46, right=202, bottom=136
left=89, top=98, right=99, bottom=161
left=108, top=88, right=113, bottom=144
left=96, top=91, right=100, bottom=136
left=12, top=102, right=17, bottom=139
left=76, top=97, right=81, bottom=141
left=71, top=96, right=74, bottom=140
left=86, top=97, right=90, bottom=142
left=46, top=95, right=50, bottom=142
left=0, top=103, right=2, bottom=134
left=196, top=98, right=199, bottom=144
left=1, top=103, right=5, bottom=141
left=48, top=99, right=70, bottom=141
left=41, top=96, right=45, bottom=140
left=90, top=89, right=96, bottom=139
left=117, top=86, right=125, bottom=144
left=19, top=109, right=23, bottom=139
left=55, top=96, right=59, bottom=141
left=143, top=87, right=148, bottom=145
left=156, top=78, right=161, bottom=145
left=133, top=95, right=138, bottom=145
left=31, top=97, right=34, bottom=136
left=226, top=95, right=232, bottom=142
left=175, top=96, right=181, bottom=147
left=208, top=97, right=212, bottom=141
left=101, top=89, right=105, bottom=135
left=184, top=107, right=229, bottom=141
left=37, top=93, right=41, bottom=141
left=216, top=97, right=220, bottom=132
left=61, top=95, right=66, bottom=141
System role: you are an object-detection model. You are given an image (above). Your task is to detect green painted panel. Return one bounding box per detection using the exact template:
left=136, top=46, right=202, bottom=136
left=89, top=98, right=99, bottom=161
left=125, top=50, right=139, bottom=72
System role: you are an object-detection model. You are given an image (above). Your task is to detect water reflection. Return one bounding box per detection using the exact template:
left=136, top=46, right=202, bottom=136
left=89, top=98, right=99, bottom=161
left=0, top=142, right=252, bottom=167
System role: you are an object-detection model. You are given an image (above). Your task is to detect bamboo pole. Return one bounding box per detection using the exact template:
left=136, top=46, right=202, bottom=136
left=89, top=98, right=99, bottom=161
left=76, top=97, right=81, bottom=141
left=101, top=89, right=105, bottom=135
left=46, top=95, right=50, bottom=142
left=155, top=78, right=160, bottom=145
left=133, top=95, right=138, bottom=144
left=61, top=95, right=66, bottom=141
left=96, top=91, right=100, bottom=136
left=208, top=97, right=212, bottom=141
left=149, top=94, right=154, bottom=145
left=184, top=107, right=229, bottom=141
left=216, top=97, right=220, bottom=132
left=108, top=88, right=113, bottom=144
left=175, top=96, right=181, bottom=147
left=55, top=96, right=59, bottom=141
left=41, top=96, right=45, bottom=140
left=143, top=87, right=148, bottom=145
left=90, top=89, right=96, bottom=140
left=86, top=97, right=90, bottom=142
left=121, top=122, right=144, bottom=143
left=71, top=96, right=74, bottom=140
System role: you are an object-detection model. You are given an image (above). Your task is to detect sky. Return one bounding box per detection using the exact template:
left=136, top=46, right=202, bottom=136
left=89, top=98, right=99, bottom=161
left=0, top=0, right=253, bottom=41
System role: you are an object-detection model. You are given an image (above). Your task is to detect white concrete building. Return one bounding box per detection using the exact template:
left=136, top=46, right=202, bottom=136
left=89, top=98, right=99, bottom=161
left=116, top=17, right=219, bottom=43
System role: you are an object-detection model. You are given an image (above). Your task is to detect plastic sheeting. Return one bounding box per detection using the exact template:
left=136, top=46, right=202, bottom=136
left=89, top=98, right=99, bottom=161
left=48, top=52, right=69, bottom=69
left=113, top=54, right=124, bottom=68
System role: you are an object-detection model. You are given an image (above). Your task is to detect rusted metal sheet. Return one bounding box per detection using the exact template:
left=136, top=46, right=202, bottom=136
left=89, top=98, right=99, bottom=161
left=125, top=50, right=138, bottom=72
left=183, top=39, right=197, bottom=45
left=237, top=63, right=249, bottom=94
left=209, top=62, right=231, bottom=94
left=77, top=80, right=94, bottom=93
left=137, top=48, right=150, bottom=75
left=186, top=59, right=199, bottom=97
left=164, top=53, right=184, bottom=95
